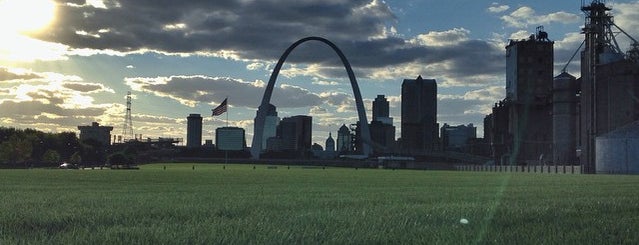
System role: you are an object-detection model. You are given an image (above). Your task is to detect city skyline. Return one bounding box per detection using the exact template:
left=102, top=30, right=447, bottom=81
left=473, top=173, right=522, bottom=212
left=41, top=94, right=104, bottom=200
left=2, top=0, right=639, bottom=147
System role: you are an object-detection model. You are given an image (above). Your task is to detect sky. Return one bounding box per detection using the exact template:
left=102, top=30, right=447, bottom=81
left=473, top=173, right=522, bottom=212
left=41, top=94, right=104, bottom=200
left=1, top=0, right=639, bottom=147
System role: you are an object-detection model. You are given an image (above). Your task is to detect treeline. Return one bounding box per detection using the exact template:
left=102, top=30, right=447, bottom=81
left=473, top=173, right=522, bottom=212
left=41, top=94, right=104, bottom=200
left=0, top=127, right=104, bottom=168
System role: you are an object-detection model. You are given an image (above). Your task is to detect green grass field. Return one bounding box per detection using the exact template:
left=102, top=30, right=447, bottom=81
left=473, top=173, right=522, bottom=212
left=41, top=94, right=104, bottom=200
left=1, top=164, right=638, bottom=244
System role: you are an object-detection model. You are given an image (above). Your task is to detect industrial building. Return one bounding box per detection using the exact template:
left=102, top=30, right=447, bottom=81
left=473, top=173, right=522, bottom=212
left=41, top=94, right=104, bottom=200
left=484, top=1, right=639, bottom=173
left=401, top=76, right=438, bottom=154
left=186, top=114, right=203, bottom=148
left=552, top=72, right=578, bottom=165
left=595, top=121, right=639, bottom=174
left=505, top=27, right=554, bottom=165
left=578, top=0, right=639, bottom=173
left=78, top=122, right=113, bottom=146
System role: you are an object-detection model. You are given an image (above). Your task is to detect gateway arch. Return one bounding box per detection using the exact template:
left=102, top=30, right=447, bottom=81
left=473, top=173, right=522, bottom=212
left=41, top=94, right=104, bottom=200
left=251, top=36, right=371, bottom=159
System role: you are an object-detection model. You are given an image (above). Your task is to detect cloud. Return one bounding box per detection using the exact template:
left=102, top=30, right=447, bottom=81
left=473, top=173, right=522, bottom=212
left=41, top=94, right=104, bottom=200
left=311, top=78, right=340, bottom=86
left=309, top=106, right=330, bottom=116
left=487, top=3, right=510, bottom=13
left=62, top=82, right=115, bottom=93
left=0, top=67, right=119, bottom=132
left=37, top=0, right=394, bottom=57
left=409, top=28, right=470, bottom=46
left=438, top=86, right=504, bottom=125
left=0, top=67, right=42, bottom=81
left=124, top=75, right=324, bottom=108
left=612, top=1, right=639, bottom=50
left=500, top=6, right=580, bottom=28
left=0, top=67, right=188, bottom=140
left=25, top=0, right=503, bottom=85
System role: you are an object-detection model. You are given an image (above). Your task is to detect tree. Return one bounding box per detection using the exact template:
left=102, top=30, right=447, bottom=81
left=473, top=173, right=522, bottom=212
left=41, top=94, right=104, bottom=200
left=69, top=152, right=81, bottom=165
left=42, top=149, right=61, bottom=164
left=0, top=135, right=33, bottom=166
left=107, top=152, right=128, bottom=165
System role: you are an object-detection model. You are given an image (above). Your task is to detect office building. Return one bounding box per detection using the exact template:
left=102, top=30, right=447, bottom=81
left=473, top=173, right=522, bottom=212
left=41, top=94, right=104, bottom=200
left=277, top=115, right=312, bottom=155
left=401, top=75, right=437, bottom=154
left=78, top=122, right=113, bottom=146
left=186, top=114, right=203, bottom=148
left=216, top=127, right=245, bottom=151
left=372, top=95, right=393, bottom=125
left=337, top=124, right=353, bottom=153
left=370, top=95, right=395, bottom=153
left=441, top=123, right=477, bottom=152
left=261, top=104, right=280, bottom=151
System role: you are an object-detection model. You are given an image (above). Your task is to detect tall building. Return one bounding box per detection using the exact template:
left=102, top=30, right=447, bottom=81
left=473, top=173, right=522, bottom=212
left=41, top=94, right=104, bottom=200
left=441, top=123, right=477, bottom=152
left=372, top=95, right=392, bottom=125
left=216, top=127, right=245, bottom=151
left=78, top=122, right=113, bottom=146
left=369, top=121, right=395, bottom=153
left=186, top=114, right=202, bottom=148
left=401, top=75, right=437, bottom=154
left=261, top=104, right=280, bottom=151
left=370, top=95, right=395, bottom=153
left=504, top=27, right=554, bottom=164
left=277, top=115, right=312, bottom=155
left=337, top=124, right=353, bottom=153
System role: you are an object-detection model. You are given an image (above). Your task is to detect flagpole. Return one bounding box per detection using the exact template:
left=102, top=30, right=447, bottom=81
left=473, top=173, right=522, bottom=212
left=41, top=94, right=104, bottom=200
left=226, top=96, right=229, bottom=128
left=225, top=96, right=228, bottom=166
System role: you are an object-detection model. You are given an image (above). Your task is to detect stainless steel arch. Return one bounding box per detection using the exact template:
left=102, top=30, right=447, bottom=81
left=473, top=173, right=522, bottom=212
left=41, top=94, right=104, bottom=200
left=251, top=36, right=371, bottom=159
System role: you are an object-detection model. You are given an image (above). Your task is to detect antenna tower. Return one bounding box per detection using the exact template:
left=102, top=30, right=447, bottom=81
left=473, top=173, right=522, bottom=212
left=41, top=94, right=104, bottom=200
left=122, top=91, right=134, bottom=142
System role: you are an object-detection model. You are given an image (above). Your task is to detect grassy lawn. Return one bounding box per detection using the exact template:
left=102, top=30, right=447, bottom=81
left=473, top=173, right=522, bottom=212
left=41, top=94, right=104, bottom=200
left=1, top=163, right=638, bottom=244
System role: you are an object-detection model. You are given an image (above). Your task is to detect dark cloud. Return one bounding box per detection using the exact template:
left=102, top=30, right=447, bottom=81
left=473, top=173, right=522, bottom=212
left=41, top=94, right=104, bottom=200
left=0, top=100, right=104, bottom=118
left=37, top=0, right=502, bottom=82
left=0, top=67, right=42, bottom=81
left=125, top=75, right=324, bottom=108
left=62, top=82, right=109, bottom=93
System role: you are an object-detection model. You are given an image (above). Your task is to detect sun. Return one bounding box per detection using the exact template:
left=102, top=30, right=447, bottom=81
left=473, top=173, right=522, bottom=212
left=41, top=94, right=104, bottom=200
left=0, top=0, right=56, bottom=34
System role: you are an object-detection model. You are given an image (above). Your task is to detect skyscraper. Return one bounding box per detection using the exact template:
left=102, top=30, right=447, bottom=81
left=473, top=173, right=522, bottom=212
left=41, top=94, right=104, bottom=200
left=261, top=104, right=280, bottom=151
left=337, top=124, right=352, bottom=153
left=370, top=95, right=395, bottom=152
left=186, top=114, right=202, bottom=148
left=401, top=75, right=437, bottom=154
left=372, top=95, right=392, bottom=124
left=277, top=115, right=312, bottom=155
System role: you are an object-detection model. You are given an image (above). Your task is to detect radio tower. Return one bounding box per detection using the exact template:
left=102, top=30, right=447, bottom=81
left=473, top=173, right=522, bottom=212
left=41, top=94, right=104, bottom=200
left=122, top=91, right=134, bottom=142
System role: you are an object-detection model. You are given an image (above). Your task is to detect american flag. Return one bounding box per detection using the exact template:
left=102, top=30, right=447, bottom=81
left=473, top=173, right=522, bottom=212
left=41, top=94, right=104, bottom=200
left=211, top=98, right=227, bottom=116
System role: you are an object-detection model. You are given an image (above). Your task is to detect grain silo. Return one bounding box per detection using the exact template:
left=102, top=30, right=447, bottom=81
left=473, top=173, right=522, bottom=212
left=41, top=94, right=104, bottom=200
left=595, top=121, right=639, bottom=174
left=552, top=72, right=577, bottom=165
